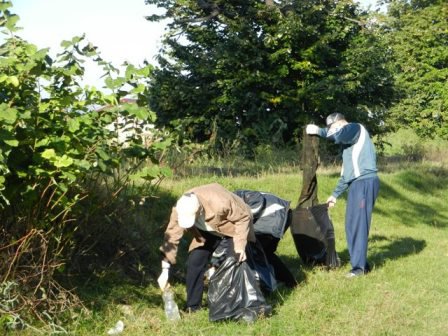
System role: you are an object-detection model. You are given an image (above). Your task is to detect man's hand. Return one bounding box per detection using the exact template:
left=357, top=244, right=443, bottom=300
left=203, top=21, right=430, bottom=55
left=235, top=250, right=246, bottom=263
left=157, top=260, right=170, bottom=290
left=306, top=124, right=320, bottom=135
left=326, top=196, right=337, bottom=208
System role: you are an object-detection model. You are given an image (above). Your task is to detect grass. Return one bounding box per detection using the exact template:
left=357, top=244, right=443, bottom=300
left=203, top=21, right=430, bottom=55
left=5, top=128, right=448, bottom=336
left=10, top=162, right=446, bottom=336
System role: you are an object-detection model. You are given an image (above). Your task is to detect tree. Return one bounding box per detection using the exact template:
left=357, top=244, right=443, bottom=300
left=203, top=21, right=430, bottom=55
left=383, top=0, right=448, bottom=139
left=146, top=0, right=395, bottom=155
left=297, top=130, right=320, bottom=207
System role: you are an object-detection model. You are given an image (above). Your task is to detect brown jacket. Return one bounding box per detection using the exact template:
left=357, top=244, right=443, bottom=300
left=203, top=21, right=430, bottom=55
left=159, top=183, right=255, bottom=265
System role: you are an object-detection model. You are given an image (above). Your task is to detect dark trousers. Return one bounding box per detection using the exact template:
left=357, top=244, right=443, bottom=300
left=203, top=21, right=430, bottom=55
left=185, top=231, right=233, bottom=310
left=345, top=176, right=380, bottom=271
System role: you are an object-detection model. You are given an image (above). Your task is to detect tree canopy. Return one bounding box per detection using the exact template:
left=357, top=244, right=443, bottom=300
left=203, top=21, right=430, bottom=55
left=384, top=0, right=448, bottom=139
left=146, top=0, right=395, bottom=154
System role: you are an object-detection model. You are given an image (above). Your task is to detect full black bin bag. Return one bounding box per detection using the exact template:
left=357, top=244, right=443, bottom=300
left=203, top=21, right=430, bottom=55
left=290, top=204, right=340, bottom=268
left=208, top=257, right=272, bottom=322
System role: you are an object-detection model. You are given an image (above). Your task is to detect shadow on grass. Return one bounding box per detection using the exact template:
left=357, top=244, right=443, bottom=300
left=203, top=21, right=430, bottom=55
left=368, top=234, right=426, bottom=269
left=72, top=276, right=166, bottom=312
left=375, top=168, right=448, bottom=228
left=337, top=234, right=426, bottom=271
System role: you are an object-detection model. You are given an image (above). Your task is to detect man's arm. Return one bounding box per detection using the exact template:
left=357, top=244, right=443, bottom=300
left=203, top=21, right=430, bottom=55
left=226, top=198, right=253, bottom=262
left=159, top=208, right=185, bottom=265
left=306, top=124, right=328, bottom=137
left=329, top=123, right=361, bottom=144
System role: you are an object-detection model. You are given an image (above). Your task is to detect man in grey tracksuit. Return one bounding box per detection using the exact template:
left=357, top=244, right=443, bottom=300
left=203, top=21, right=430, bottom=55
left=306, top=113, right=380, bottom=277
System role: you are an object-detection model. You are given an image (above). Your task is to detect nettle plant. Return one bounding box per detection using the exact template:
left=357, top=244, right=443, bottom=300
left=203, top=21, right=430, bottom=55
left=0, top=2, right=173, bottom=328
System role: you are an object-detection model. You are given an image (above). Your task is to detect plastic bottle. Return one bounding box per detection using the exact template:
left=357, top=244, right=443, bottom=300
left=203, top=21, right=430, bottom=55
left=107, top=320, right=124, bottom=335
left=162, top=288, right=181, bottom=321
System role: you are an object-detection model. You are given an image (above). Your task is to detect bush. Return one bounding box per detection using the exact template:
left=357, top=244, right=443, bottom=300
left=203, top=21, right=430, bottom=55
left=0, top=3, right=174, bottom=331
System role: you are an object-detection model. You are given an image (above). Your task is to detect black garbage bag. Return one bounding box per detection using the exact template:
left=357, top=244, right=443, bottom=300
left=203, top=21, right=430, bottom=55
left=290, top=204, right=340, bottom=268
left=208, top=256, right=272, bottom=322
left=246, top=240, right=277, bottom=293
left=234, top=189, right=290, bottom=239
left=209, top=239, right=277, bottom=293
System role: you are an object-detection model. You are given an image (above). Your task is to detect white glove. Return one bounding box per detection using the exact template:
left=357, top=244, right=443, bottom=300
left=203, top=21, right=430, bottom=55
left=235, top=250, right=246, bottom=263
left=327, top=196, right=337, bottom=208
left=306, top=124, right=320, bottom=135
left=157, top=260, right=170, bottom=290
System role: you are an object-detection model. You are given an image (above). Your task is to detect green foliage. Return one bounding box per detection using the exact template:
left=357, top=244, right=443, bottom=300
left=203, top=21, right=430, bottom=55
left=147, top=0, right=395, bottom=154
left=383, top=0, right=448, bottom=139
left=0, top=31, right=172, bottom=219
left=0, top=1, right=175, bottom=330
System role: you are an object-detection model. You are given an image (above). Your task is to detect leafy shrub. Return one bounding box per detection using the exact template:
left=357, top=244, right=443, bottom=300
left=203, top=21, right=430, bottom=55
left=0, top=2, right=174, bottom=330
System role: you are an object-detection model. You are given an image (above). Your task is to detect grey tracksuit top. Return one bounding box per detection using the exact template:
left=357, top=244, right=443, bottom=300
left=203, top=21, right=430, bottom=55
left=318, top=123, right=378, bottom=198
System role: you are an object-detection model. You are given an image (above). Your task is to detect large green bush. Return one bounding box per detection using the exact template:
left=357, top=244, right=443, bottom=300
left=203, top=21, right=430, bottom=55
left=0, top=2, right=173, bottom=331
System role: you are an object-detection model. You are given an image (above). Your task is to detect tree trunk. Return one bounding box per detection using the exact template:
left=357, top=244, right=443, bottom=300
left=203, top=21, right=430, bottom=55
left=297, top=128, right=319, bottom=209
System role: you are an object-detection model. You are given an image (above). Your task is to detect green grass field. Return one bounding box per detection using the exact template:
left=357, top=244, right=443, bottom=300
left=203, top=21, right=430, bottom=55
left=5, top=128, right=447, bottom=335
left=49, top=162, right=448, bottom=336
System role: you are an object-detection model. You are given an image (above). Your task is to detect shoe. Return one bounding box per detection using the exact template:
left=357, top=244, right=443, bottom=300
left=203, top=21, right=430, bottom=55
left=364, top=262, right=371, bottom=274
left=345, top=269, right=365, bottom=278
left=183, top=306, right=201, bottom=314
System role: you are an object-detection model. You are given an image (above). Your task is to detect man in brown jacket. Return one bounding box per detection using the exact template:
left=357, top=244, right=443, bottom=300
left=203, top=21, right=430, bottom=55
left=157, top=183, right=255, bottom=312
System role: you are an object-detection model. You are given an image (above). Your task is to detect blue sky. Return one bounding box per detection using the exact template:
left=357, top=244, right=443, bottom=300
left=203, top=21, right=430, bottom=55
left=11, top=0, right=380, bottom=87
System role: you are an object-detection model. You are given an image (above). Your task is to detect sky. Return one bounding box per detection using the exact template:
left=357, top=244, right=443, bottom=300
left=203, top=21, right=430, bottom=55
left=12, top=0, right=166, bottom=87
left=10, top=0, right=381, bottom=88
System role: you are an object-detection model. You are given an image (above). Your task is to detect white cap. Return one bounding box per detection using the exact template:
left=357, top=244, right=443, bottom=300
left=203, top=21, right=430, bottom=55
left=326, top=112, right=345, bottom=127
left=176, top=193, right=200, bottom=228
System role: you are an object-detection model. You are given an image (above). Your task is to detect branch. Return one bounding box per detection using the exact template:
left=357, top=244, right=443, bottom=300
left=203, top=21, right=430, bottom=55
left=340, top=15, right=366, bottom=27
left=177, top=9, right=220, bottom=24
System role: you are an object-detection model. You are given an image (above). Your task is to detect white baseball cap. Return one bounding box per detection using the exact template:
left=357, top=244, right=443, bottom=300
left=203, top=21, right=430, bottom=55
left=176, top=193, right=200, bottom=228
left=326, top=112, right=345, bottom=127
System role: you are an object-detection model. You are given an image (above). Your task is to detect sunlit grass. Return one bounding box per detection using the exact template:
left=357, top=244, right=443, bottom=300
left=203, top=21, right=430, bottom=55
left=7, top=132, right=448, bottom=335
left=39, top=164, right=447, bottom=336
